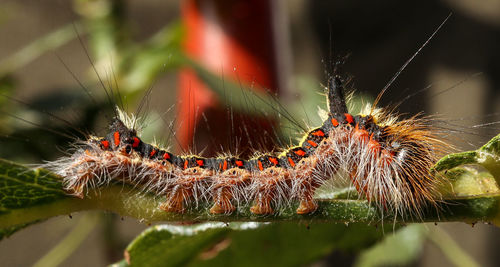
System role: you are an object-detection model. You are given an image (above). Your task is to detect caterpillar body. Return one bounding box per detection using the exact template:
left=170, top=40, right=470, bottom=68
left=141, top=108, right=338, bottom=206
left=47, top=75, right=447, bottom=218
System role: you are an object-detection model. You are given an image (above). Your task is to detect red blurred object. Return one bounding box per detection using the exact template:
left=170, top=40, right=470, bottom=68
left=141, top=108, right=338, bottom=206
left=177, top=0, right=282, bottom=155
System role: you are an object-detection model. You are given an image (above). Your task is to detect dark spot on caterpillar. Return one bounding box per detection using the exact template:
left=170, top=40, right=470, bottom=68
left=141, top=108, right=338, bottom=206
left=125, top=145, right=132, bottom=154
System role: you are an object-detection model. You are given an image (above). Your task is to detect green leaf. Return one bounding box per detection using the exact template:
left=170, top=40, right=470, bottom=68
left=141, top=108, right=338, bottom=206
left=433, top=151, right=479, bottom=172
left=123, top=223, right=230, bottom=267
left=119, top=222, right=389, bottom=267
left=478, top=134, right=500, bottom=179
left=439, top=167, right=500, bottom=197
left=0, top=159, right=78, bottom=239
left=0, top=160, right=67, bottom=212
left=434, top=133, right=500, bottom=181
left=432, top=134, right=500, bottom=226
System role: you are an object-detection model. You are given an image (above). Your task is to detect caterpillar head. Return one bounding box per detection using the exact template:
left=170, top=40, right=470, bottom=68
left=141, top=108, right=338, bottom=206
left=92, top=118, right=139, bottom=155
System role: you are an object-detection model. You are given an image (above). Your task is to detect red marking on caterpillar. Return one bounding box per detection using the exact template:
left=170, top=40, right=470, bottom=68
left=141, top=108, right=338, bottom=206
left=132, top=137, right=140, bottom=148
left=269, top=157, right=278, bottom=166
left=100, top=140, right=110, bottom=150
left=344, top=113, right=354, bottom=124
left=311, top=130, right=325, bottom=137
left=113, top=131, right=120, bottom=146
left=294, top=149, right=306, bottom=157
left=331, top=118, right=339, bottom=127
left=306, top=140, right=318, bottom=148
left=258, top=161, right=264, bottom=171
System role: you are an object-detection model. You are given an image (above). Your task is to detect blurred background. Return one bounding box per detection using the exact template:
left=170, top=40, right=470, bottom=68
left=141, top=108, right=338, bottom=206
left=0, top=0, right=500, bottom=266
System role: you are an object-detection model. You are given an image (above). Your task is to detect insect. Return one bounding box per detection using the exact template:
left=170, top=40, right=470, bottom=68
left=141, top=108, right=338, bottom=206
left=35, top=15, right=458, bottom=219
left=44, top=70, right=448, bottom=218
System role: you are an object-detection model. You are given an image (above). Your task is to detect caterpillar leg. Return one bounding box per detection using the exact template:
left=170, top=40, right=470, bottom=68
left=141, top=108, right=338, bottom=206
left=160, top=185, right=193, bottom=212
left=65, top=180, right=86, bottom=199
left=210, top=168, right=251, bottom=214
left=210, top=187, right=236, bottom=214
left=160, top=167, right=211, bottom=213
left=292, top=157, right=322, bottom=214
left=250, top=167, right=290, bottom=215
left=61, top=150, right=101, bottom=198
left=350, top=169, right=391, bottom=211
left=250, top=191, right=274, bottom=215
left=296, top=183, right=318, bottom=215
left=62, top=150, right=126, bottom=198
left=350, top=163, right=391, bottom=211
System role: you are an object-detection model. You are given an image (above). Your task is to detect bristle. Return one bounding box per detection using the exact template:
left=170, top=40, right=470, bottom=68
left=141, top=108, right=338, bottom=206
left=116, top=107, right=140, bottom=132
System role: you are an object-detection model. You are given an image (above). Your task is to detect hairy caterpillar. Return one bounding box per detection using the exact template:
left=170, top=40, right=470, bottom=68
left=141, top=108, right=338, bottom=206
left=45, top=74, right=447, bottom=218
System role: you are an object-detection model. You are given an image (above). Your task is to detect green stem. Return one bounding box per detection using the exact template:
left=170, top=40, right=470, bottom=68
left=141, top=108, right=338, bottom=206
left=2, top=185, right=500, bottom=230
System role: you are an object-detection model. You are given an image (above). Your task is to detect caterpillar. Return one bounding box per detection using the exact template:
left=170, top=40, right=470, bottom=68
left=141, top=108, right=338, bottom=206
left=45, top=74, right=447, bottom=218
